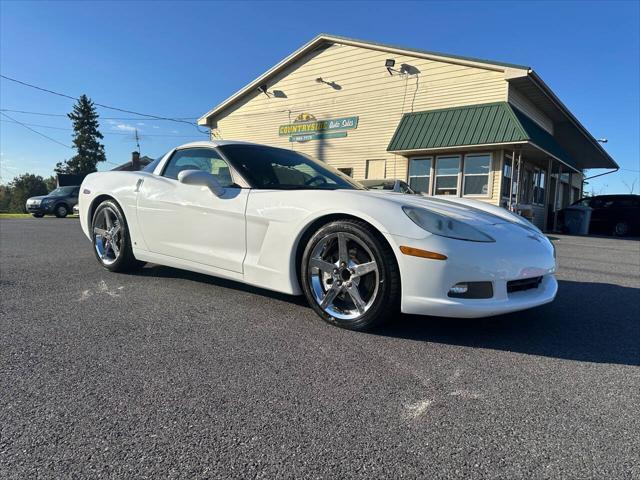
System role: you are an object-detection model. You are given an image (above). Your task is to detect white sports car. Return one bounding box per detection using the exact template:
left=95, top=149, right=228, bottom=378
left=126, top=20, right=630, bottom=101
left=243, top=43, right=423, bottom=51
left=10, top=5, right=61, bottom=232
left=79, top=140, right=557, bottom=331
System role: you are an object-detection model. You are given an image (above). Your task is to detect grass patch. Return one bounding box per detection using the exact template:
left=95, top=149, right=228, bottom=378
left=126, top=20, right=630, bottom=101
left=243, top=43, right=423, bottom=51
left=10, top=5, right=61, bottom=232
left=0, top=213, right=79, bottom=219
left=0, top=213, right=32, bottom=219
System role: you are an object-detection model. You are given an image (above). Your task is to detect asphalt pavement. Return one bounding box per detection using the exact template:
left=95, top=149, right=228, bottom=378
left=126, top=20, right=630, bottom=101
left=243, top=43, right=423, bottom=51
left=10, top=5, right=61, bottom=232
left=1, top=218, right=639, bottom=479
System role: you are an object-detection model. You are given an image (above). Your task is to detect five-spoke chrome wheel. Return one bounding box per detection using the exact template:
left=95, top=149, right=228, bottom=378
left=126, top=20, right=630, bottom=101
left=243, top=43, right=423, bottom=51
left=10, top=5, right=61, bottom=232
left=307, top=232, right=379, bottom=321
left=93, top=206, right=122, bottom=266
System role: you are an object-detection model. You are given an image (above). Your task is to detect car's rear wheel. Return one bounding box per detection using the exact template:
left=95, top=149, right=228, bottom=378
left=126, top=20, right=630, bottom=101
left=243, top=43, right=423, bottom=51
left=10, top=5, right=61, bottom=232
left=300, top=219, right=400, bottom=331
left=92, top=200, right=144, bottom=272
left=614, top=221, right=629, bottom=237
left=54, top=204, right=68, bottom=218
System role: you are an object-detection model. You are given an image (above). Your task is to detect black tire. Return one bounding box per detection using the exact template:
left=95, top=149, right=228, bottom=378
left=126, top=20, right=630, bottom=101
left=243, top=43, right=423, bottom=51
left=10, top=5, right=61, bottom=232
left=91, top=199, right=144, bottom=272
left=32, top=213, right=44, bottom=218
left=300, top=219, right=400, bottom=331
left=54, top=204, right=68, bottom=218
left=614, top=221, right=629, bottom=237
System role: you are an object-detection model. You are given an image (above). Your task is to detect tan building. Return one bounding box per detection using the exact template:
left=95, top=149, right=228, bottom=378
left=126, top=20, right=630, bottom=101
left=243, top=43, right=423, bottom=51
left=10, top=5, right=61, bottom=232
left=198, top=34, right=617, bottom=231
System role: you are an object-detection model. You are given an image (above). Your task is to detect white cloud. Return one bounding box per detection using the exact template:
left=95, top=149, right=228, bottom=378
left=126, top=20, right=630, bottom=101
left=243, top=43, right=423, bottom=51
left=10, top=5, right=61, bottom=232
left=114, top=123, right=136, bottom=132
left=171, top=130, right=179, bottom=134
left=137, top=122, right=145, bottom=126
left=152, top=125, right=160, bottom=129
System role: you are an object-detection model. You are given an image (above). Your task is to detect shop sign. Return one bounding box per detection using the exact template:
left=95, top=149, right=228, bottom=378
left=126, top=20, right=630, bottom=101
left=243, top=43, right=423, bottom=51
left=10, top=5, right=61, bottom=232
left=279, top=113, right=358, bottom=141
left=289, top=132, right=348, bottom=142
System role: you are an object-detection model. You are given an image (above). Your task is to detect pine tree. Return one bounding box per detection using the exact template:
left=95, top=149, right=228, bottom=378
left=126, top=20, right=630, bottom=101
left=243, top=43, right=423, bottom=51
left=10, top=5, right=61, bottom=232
left=55, top=95, right=106, bottom=175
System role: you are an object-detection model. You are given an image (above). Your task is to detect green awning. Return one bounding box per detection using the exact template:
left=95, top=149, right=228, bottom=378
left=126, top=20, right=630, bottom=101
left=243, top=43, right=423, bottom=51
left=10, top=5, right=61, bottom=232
left=387, top=102, right=576, bottom=170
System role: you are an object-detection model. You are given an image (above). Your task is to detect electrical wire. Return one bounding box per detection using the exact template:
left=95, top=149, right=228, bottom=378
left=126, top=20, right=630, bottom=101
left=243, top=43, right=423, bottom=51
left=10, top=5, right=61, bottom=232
left=0, top=74, right=208, bottom=134
left=0, top=112, right=72, bottom=149
left=0, top=118, right=207, bottom=138
left=0, top=108, right=198, bottom=121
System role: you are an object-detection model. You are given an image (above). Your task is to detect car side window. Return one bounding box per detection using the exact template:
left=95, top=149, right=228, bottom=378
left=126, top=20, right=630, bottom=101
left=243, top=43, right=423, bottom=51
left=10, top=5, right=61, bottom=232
left=162, top=148, right=234, bottom=187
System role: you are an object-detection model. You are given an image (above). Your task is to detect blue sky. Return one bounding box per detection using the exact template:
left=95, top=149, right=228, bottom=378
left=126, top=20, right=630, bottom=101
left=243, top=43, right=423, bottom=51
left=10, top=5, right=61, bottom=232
left=1, top=0, right=638, bottom=194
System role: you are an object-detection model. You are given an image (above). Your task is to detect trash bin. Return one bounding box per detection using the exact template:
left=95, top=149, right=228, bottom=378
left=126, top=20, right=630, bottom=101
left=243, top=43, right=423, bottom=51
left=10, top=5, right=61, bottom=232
left=562, top=206, right=592, bottom=235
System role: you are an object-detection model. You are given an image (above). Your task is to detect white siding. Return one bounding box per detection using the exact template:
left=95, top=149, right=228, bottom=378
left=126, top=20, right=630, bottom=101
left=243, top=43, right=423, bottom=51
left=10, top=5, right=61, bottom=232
left=212, top=43, right=508, bottom=182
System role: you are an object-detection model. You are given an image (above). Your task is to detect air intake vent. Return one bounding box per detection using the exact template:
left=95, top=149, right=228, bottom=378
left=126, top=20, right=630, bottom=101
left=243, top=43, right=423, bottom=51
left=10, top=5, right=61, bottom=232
left=507, top=276, right=542, bottom=294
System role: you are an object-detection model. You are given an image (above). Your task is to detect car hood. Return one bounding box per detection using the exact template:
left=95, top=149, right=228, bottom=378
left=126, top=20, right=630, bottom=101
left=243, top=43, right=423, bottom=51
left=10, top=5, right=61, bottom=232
left=356, top=190, right=539, bottom=231
left=27, top=195, right=48, bottom=201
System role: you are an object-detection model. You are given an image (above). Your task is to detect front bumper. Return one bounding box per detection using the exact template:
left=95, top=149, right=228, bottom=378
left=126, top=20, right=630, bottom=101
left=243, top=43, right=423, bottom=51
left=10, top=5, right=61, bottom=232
left=26, top=203, right=55, bottom=214
left=392, top=227, right=558, bottom=318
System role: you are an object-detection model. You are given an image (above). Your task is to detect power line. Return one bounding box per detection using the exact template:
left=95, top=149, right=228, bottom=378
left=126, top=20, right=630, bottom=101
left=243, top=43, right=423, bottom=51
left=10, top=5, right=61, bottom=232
left=0, top=118, right=207, bottom=138
left=0, top=108, right=198, bottom=121
left=0, top=74, right=208, bottom=133
left=0, top=112, right=72, bottom=149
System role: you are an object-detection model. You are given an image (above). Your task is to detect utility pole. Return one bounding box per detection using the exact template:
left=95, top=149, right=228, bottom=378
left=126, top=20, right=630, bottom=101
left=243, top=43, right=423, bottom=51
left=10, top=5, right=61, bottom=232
left=134, top=128, right=141, bottom=154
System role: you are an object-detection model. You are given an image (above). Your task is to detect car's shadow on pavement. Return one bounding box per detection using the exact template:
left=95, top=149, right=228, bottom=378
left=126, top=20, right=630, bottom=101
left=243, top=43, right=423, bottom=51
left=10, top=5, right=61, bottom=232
left=134, top=265, right=639, bottom=366
left=374, top=280, right=640, bottom=366
left=134, top=264, right=309, bottom=307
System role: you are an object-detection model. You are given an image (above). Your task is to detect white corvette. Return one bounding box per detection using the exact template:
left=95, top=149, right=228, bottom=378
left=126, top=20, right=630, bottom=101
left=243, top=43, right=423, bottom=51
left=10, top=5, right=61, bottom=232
left=79, top=140, right=557, bottom=330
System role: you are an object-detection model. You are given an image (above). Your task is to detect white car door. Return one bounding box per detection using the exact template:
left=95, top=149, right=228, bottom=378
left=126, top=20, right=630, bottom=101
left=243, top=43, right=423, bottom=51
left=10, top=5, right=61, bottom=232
left=136, top=147, right=247, bottom=273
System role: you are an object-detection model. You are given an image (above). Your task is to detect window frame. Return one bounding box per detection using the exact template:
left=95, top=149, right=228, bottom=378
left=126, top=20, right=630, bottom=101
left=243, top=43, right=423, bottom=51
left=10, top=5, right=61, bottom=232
left=407, top=157, right=433, bottom=194
left=462, top=152, right=492, bottom=198
left=434, top=154, right=462, bottom=196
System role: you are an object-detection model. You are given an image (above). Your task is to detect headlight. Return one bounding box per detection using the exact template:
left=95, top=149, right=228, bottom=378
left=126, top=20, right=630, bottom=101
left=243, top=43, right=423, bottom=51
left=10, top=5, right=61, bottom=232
left=402, top=206, right=495, bottom=242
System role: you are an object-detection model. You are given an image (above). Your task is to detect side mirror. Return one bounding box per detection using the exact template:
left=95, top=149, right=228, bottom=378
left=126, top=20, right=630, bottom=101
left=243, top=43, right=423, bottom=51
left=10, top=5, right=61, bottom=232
left=177, top=169, right=226, bottom=197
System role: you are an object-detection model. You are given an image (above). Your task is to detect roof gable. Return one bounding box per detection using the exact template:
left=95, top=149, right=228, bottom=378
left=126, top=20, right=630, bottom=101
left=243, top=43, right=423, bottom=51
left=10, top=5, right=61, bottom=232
left=198, top=34, right=528, bottom=126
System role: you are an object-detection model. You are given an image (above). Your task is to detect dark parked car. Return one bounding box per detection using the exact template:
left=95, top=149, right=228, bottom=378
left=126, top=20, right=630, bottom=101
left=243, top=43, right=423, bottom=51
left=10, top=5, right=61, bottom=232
left=360, top=179, right=416, bottom=194
left=25, top=186, right=80, bottom=218
left=560, top=194, right=640, bottom=236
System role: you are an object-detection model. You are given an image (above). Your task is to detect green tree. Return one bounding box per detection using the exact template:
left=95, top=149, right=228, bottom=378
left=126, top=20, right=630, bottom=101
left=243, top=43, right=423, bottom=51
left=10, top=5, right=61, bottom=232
left=44, top=175, right=58, bottom=192
left=7, top=173, right=48, bottom=213
left=0, top=184, right=11, bottom=213
left=55, top=94, right=106, bottom=175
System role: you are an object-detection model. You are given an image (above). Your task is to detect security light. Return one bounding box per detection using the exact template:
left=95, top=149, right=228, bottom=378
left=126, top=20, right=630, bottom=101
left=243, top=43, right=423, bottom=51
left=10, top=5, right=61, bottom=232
left=385, top=59, right=395, bottom=68
left=258, top=84, right=270, bottom=97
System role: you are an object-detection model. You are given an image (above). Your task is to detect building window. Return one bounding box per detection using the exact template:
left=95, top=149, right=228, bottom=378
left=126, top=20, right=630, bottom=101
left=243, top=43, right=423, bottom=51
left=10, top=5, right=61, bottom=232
left=366, top=159, right=386, bottom=179
left=502, top=155, right=518, bottom=201
left=533, top=169, right=546, bottom=205
left=435, top=155, right=460, bottom=195
left=463, top=153, right=491, bottom=196
left=338, top=167, right=353, bottom=177
left=408, top=158, right=431, bottom=193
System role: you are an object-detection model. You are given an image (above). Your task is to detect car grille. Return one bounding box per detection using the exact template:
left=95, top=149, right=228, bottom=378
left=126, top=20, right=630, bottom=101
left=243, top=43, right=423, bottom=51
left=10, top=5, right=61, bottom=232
left=507, top=276, right=542, bottom=294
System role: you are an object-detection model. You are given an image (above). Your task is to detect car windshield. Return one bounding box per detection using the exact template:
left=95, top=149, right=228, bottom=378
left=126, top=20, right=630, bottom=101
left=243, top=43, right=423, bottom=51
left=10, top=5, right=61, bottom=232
left=218, top=144, right=363, bottom=190
left=48, top=186, right=76, bottom=196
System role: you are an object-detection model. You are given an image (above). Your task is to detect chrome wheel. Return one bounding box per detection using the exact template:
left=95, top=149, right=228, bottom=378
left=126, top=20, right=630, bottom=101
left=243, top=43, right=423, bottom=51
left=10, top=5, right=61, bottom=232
left=307, top=232, right=379, bottom=321
left=93, top=206, right=122, bottom=266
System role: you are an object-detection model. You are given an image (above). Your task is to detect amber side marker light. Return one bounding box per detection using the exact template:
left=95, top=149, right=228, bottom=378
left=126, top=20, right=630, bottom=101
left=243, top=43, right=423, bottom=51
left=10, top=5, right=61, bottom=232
left=399, top=246, right=447, bottom=260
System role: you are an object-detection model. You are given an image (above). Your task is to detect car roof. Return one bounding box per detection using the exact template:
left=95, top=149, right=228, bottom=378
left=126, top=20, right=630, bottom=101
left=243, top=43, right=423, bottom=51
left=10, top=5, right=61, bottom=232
left=175, top=140, right=266, bottom=150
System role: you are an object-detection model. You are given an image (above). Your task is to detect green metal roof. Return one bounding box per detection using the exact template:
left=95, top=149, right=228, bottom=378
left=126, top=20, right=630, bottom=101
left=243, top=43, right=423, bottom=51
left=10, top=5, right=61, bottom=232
left=387, top=102, right=576, bottom=170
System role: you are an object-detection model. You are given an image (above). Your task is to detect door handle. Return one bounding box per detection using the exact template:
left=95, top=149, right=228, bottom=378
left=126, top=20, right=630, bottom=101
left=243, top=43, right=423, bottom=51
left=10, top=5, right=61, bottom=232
left=134, top=178, right=144, bottom=192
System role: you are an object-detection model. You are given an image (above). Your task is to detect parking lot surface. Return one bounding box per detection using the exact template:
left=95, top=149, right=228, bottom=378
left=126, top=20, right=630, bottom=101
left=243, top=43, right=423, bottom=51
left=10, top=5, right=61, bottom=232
left=1, top=218, right=639, bottom=479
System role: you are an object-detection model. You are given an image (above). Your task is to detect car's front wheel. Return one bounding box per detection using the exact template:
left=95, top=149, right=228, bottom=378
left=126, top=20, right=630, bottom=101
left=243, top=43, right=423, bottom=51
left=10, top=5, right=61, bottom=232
left=54, top=204, right=68, bottom=218
left=92, top=200, right=143, bottom=272
left=300, top=219, right=400, bottom=331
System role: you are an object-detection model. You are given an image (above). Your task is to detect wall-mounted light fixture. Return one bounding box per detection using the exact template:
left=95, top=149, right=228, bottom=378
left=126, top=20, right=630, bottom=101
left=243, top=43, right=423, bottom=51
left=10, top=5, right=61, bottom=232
left=257, top=84, right=270, bottom=97
left=385, top=59, right=396, bottom=75
left=315, top=77, right=342, bottom=90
